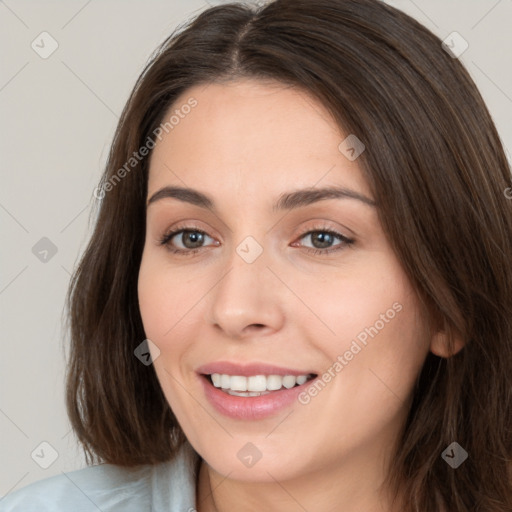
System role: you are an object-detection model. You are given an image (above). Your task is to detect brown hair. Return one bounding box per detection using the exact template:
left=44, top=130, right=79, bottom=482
left=64, top=0, right=512, bottom=510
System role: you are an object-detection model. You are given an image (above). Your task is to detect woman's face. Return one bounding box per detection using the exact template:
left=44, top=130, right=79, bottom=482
left=138, top=79, right=431, bottom=485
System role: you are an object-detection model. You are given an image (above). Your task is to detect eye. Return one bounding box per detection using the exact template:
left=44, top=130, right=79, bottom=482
left=294, top=226, right=355, bottom=255
left=159, top=225, right=218, bottom=256
left=158, top=223, right=355, bottom=257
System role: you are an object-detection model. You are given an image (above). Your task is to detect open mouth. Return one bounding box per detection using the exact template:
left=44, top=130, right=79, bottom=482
left=201, top=373, right=317, bottom=397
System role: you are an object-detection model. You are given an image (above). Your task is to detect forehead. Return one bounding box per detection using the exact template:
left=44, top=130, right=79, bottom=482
left=147, top=79, right=371, bottom=204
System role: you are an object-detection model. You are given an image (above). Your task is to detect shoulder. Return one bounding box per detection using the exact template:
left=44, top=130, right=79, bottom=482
left=0, top=441, right=200, bottom=512
left=0, top=463, right=152, bottom=512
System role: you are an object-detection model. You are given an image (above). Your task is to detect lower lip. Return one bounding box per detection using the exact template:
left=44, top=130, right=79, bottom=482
left=199, top=374, right=316, bottom=420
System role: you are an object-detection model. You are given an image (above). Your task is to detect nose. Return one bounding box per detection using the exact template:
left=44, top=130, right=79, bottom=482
left=204, top=242, right=286, bottom=340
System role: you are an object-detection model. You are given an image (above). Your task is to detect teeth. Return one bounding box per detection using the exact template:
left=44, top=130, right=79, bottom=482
left=248, top=375, right=267, bottom=391
left=209, top=373, right=313, bottom=393
left=226, top=390, right=271, bottom=397
left=220, top=374, right=230, bottom=389
left=282, top=375, right=296, bottom=389
left=230, top=375, right=248, bottom=391
left=211, top=373, right=221, bottom=387
left=296, top=375, right=308, bottom=385
left=267, top=375, right=283, bottom=391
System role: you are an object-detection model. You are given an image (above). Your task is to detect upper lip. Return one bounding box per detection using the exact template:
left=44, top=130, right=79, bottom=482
left=196, top=361, right=317, bottom=377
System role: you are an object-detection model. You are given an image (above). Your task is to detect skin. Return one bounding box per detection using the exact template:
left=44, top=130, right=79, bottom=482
left=137, top=79, right=458, bottom=512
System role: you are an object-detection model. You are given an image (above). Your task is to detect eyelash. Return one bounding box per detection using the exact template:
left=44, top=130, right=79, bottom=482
left=158, top=223, right=355, bottom=257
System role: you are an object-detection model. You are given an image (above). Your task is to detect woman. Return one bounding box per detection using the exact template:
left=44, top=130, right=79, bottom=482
left=2, top=0, right=511, bottom=510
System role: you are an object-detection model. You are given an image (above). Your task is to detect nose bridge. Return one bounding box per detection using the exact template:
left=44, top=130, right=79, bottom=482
left=205, top=231, right=285, bottom=337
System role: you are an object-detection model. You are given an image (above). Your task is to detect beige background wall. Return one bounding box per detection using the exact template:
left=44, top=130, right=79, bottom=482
left=1, top=0, right=511, bottom=497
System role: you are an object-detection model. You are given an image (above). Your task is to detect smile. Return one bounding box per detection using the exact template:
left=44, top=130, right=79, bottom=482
left=208, top=373, right=316, bottom=396
left=195, top=361, right=319, bottom=419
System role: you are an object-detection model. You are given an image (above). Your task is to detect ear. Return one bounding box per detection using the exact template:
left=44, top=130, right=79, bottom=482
left=429, top=330, right=465, bottom=358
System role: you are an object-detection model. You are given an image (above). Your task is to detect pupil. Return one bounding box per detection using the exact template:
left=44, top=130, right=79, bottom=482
left=313, top=232, right=332, bottom=249
left=184, top=231, right=203, bottom=248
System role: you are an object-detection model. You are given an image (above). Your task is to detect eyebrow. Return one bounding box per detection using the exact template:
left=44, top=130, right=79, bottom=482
left=146, top=185, right=376, bottom=212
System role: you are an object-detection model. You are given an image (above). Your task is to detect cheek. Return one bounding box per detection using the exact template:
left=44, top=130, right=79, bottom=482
left=137, top=249, right=198, bottom=338
left=138, top=267, right=174, bottom=340
left=137, top=250, right=215, bottom=380
left=298, top=255, right=419, bottom=351
left=339, top=293, right=427, bottom=411
left=137, top=255, right=195, bottom=406
left=311, top=257, right=428, bottom=396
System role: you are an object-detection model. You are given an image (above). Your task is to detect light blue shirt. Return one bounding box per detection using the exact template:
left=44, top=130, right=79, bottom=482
left=0, top=441, right=201, bottom=511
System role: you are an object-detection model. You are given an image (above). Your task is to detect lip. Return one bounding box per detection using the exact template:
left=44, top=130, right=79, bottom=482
left=198, top=368, right=319, bottom=421
left=196, top=360, right=316, bottom=377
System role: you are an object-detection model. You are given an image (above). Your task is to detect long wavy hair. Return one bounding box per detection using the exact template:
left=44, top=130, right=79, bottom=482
left=64, top=0, right=512, bottom=510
